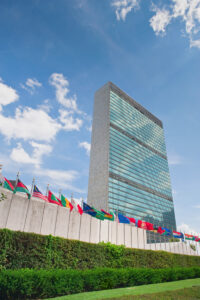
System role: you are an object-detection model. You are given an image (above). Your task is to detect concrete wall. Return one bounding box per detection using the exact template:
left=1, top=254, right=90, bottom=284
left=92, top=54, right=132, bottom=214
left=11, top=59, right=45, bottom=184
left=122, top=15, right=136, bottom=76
left=0, top=187, right=198, bottom=256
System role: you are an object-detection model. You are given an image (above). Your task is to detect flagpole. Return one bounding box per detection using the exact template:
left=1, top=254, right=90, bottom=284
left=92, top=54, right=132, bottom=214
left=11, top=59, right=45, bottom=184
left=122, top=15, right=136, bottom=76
left=30, top=178, right=35, bottom=198
left=5, top=171, right=20, bottom=228
left=23, top=177, right=35, bottom=232
left=46, top=184, right=49, bottom=197
left=59, top=189, right=62, bottom=200
left=143, top=227, right=145, bottom=250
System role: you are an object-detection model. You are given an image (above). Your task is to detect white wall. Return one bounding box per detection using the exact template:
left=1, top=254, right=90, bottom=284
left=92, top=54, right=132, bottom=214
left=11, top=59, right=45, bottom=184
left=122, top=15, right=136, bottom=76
left=0, top=187, right=197, bottom=256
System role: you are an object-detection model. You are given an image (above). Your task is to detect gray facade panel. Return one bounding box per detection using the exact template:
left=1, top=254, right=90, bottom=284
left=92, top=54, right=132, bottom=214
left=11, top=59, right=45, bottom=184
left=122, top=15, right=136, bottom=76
left=87, top=84, right=110, bottom=210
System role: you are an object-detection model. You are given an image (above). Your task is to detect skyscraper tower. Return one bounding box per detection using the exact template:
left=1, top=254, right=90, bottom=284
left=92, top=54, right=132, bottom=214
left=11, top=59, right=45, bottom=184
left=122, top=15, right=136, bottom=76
left=88, top=82, right=176, bottom=231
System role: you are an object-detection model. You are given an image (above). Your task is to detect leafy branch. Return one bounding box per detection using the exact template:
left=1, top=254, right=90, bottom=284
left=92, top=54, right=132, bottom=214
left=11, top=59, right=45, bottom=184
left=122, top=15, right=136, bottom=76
left=0, top=192, right=7, bottom=202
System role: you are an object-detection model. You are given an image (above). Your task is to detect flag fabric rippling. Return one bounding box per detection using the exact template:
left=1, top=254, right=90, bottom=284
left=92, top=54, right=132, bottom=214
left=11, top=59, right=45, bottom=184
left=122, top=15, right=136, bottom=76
left=61, top=194, right=73, bottom=211
left=32, top=185, right=48, bottom=202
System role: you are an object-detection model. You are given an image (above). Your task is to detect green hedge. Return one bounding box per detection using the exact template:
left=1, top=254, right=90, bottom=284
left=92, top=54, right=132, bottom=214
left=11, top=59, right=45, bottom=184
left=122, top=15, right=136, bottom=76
left=1, top=229, right=200, bottom=271
left=0, top=267, right=200, bottom=299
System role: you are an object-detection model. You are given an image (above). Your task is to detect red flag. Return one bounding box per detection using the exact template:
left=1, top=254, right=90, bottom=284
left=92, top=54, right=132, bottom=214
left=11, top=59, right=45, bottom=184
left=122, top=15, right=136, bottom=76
left=157, top=227, right=165, bottom=235
left=77, top=204, right=83, bottom=215
left=127, top=217, right=136, bottom=224
left=138, top=220, right=147, bottom=229
left=146, top=222, right=154, bottom=231
left=48, top=190, right=62, bottom=206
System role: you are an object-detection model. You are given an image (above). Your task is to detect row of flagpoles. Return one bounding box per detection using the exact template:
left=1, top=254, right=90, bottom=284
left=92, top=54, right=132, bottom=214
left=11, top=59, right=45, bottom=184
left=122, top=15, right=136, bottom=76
left=1, top=174, right=200, bottom=244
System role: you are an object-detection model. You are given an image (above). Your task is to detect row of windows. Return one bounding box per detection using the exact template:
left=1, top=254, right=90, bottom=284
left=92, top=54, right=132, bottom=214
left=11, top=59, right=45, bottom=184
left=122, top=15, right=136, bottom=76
left=108, top=184, right=173, bottom=213
left=108, top=201, right=176, bottom=228
left=110, top=109, right=165, bottom=156
left=110, top=92, right=164, bottom=145
left=110, top=126, right=169, bottom=174
left=109, top=165, right=171, bottom=198
left=108, top=191, right=173, bottom=219
left=110, top=92, right=166, bottom=155
left=109, top=177, right=174, bottom=209
left=109, top=146, right=171, bottom=195
left=109, top=127, right=172, bottom=197
left=110, top=92, right=163, bottom=141
left=110, top=147, right=171, bottom=189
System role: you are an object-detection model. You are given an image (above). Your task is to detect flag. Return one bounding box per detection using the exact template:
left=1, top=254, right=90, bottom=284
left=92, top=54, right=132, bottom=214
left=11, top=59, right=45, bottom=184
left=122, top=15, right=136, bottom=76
left=185, top=234, right=195, bottom=241
left=101, top=209, right=115, bottom=221
left=83, top=202, right=97, bottom=217
left=48, top=190, right=62, bottom=206
left=32, top=185, right=48, bottom=202
left=77, top=204, right=83, bottom=215
left=146, top=222, right=154, bottom=231
left=195, top=237, right=200, bottom=242
left=3, top=177, right=14, bottom=192
left=160, top=228, right=171, bottom=236
left=61, top=194, right=73, bottom=211
left=173, top=230, right=184, bottom=239
left=127, top=217, right=136, bottom=224
left=118, top=213, right=130, bottom=224
left=15, top=180, right=31, bottom=199
left=137, top=220, right=147, bottom=229
left=156, top=227, right=166, bottom=235
left=93, top=208, right=105, bottom=220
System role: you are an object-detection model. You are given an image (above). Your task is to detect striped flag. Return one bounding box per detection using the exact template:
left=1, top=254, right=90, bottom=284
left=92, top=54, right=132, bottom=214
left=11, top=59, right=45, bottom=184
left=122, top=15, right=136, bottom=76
left=173, top=230, right=184, bottom=239
left=32, top=185, right=48, bottom=202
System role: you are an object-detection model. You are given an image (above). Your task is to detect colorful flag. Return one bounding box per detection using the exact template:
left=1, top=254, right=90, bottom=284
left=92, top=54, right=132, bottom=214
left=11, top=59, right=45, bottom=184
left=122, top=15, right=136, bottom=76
left=77, top=204, right=83, bottom=215
left=61, top=194, right=73, bottom=211
left=118, top=213, right=130, bottom=224
left=93, top=208, right=105, bottom=220
left=127, top=217, right=136, bottom=224
left=146, top=222, right=154, bottom=231
left=137, top=220, right=147, bottom=229
left=173, top=231, right=184, bottom=239
left=156, top=227, right=166, bottom=235
left=32, top=185, right=48, bottom=202
left=3, top=177, right=14, bottom=192
left=185, top=234, right=195, bottom=241
left=83, top=202, right=97, bottom=217
left=101, top=209, right=115, bottom=221
left=48, top=190, right=62, bottom=206
left=195, top=237, right=200, bottom=242
left=15, top=180, right=31, bottom=199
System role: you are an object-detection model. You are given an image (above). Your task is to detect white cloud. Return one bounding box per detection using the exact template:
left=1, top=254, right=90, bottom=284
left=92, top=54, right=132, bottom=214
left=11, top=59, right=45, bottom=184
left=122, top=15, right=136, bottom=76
left=112, top=0, right=140, bottom=21
left=49, top=73, right=78, bottom=111
left=79, top=141, right=91, bottom=155
left=21, top=78, right=42, bottom=94
left=10, top=143, right=37, bottom=165
left=150, top=7, right=172, bottom=35
left=190, top=38, right=200, bottom=48
left=150, top=0, right=200, bottom=48
left=168, top=153, right=182, bottom=165
left=59, top=109, right=83, bottom=131
left=193, top=204, right=200, bottom=209
left=37, top=99, right=52, bottom=113
left=0, top=79, right=19, bottom=111
left=178, top=223, right=199, bottom=236
left=0, top=107, right=61, bottom=142
left=35, top=167, right=84, bottom=193
left=10, top=142, right=52, bottom=166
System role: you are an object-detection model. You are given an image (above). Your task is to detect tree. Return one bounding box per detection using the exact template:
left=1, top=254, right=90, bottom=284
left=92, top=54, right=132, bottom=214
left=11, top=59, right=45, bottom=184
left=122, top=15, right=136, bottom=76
left=0, top=192, right=7, bottom=202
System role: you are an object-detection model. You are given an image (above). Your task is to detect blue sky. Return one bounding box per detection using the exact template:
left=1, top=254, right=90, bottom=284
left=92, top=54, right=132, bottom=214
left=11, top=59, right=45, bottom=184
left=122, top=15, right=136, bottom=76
left=0, top=0, right=200, bottom=234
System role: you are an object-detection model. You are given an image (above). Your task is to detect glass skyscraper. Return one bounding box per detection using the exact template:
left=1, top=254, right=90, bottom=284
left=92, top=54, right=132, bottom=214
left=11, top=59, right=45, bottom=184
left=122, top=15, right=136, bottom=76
left=88, top=82, right=176, bottom=232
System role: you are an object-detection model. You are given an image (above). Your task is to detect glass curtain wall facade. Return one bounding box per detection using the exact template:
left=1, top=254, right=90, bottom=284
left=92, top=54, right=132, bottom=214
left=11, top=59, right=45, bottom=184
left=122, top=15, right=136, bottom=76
left=88, top=82, right=176, bottom=237
left=108, top=90, right=176, bottom=231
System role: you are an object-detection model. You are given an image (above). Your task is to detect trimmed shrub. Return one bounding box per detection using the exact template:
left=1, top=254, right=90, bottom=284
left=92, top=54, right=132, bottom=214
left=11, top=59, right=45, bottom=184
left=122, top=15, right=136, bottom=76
left=0, top=267, right=200, bottom=299
left=1, top=229, right=200, bottom=271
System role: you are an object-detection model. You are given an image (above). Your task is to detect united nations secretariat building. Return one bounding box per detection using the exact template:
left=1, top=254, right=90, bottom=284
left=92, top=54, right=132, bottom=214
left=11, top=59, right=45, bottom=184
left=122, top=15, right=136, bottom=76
left=88, top=82, right=176, bottom=240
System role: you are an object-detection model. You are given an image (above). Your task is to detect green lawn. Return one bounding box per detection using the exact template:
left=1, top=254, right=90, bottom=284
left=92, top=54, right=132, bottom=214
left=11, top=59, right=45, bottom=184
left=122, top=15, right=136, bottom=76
left=108, top=286, right=200, bottom=299
left=46, top=278, right=200, bottom=300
